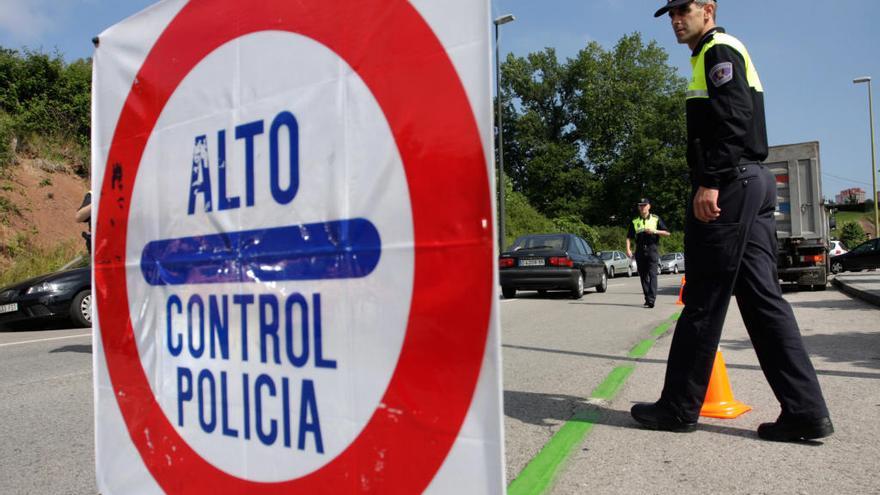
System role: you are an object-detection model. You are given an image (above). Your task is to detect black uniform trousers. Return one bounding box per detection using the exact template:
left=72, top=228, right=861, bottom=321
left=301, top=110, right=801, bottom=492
left=659, top=164, right=829, bottom=422
left=636, top=248, right=659, bottom=305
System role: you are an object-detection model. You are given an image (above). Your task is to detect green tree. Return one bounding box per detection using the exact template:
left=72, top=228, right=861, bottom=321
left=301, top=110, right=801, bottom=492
left=839, top=221, right=866, bottom=250
left=498, top=33, right=689, bottom=230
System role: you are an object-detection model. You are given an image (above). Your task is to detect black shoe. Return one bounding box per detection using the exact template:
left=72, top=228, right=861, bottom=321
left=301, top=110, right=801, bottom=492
left=757, top=416, right=834, bottom=442
left=631, top=402, right=697, bottom=433
left=643, top=302, right=654, bottom=308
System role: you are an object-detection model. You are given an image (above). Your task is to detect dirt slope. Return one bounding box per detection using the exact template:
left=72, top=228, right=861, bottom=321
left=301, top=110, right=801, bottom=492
left=0, top=159, right=89, bottom=268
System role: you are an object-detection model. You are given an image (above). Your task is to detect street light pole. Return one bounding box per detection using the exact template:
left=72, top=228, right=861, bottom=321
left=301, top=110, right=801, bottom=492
left=854, top=76, right=879, bottom=237
left=494, top=14, right=514, bottom=252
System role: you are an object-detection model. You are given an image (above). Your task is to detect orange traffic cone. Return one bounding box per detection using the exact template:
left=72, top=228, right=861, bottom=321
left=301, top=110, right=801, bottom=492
left=676, top=276, right=686, bottom=305
left=700, top=351, right=752, bottom=419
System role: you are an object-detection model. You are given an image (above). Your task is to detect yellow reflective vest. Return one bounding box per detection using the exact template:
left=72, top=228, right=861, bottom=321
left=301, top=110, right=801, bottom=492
left=632, top=214, right=659, bottom=234
left=685, top=28, right=768, bottom=189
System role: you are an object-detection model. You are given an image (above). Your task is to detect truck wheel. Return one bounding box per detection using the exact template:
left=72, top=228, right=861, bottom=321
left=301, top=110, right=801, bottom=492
left=502, top=287, right=516, bottom=299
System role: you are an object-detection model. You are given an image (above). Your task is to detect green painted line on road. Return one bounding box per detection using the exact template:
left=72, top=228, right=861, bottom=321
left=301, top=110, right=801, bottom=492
left=590, top=365, right=635, bottom=400
left=507, top=411, right=598, bottom=495
left=506, top=312, right=678, bottom=495
left=628, top=339, right=655, bottom=358
left=651, top=321, right=671, bottom=337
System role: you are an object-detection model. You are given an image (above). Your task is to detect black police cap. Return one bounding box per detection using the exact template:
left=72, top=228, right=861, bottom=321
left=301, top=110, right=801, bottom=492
left=637, top=198, right=651, bottom=205
left=654, top=0, right=716, bottom=18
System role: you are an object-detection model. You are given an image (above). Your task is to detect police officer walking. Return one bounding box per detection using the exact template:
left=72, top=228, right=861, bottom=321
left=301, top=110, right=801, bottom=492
left=631, top=0, right=833, bottom=442
left=626, top=198, right=669, bottom=308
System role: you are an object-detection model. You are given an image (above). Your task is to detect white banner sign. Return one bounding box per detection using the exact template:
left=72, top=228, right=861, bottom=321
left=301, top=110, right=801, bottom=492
left=91, top=0, right=503, bottom=493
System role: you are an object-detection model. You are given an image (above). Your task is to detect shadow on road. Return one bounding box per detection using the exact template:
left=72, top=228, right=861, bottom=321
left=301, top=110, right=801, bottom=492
left=506, top=342, right=880, bottom=381
left=502, top=390, right=831, bottom=443
left=567, top=302, right=650, bottom=308
left=0, top=320, right=82, bottom=332
left=504, top=390, right=831, bottom=444
left=50, top=344, right=92, bottom=354
left=656, top=285, right=684, bottom=296
left=788, top=296, right=877, bottom=311
left=721, top=330, right=880, bottom=371
left=504, top=290, right=607, bottom=301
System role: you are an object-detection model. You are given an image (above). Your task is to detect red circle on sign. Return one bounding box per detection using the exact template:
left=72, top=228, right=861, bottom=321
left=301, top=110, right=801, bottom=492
left=94, top=0, right=493, bottom=493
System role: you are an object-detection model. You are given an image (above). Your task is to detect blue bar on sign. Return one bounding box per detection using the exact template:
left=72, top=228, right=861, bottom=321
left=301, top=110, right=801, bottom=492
left=777, top=203, right=791, bottom=214
left=140, top=218, right=381, bottom=286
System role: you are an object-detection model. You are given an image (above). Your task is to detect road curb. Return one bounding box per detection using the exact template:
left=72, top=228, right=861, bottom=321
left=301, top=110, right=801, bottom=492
left=832, top=277, right=880, bottom=307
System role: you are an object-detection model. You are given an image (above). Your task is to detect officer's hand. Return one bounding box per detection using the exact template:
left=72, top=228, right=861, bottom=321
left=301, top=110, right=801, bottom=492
left=694, top=186, right=721, bottom=222
left=626, top=249, right=632, bottom=258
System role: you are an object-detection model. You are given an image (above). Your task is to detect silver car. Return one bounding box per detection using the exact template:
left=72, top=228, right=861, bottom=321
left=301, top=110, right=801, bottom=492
left=598, top=250, right=634, bottom=278
left=659, top=252, right=685, bottom=274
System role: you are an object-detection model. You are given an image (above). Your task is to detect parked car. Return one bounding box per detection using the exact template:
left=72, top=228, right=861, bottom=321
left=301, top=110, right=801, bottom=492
left=597, top=250, right=634, bottom=278
left=500, top=233, right=607, bottom=299
left=830, top=237, right=879, bottom=274
left=0, top=263, right=91, bottom=328
left=659, top=252, right=686, bottom=274
left=828, top=240, right=847, bottom=257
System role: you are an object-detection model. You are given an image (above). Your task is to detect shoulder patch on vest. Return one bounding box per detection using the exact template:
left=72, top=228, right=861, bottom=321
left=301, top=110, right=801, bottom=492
left=709, top=61, right=733, bottom=87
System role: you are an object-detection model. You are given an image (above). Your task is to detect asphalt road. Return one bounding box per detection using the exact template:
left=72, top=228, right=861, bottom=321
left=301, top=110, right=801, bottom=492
left=1, top=273, right=876, bottom=494
left=500, top=273, right=686, bottom=481
left=0, top=327, right=95, bottom=495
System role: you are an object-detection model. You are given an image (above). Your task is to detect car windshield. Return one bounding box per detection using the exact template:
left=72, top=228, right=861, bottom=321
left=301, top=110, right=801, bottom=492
left=598, top=252, right=613, bottom=260
left=511, top=235, right=566, bottom=251
left=661, top=254, right=676, bottom=261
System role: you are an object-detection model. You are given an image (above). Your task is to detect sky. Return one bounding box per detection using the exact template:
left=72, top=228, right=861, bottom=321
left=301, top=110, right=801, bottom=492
left=1, top=0, right=878, bottom=200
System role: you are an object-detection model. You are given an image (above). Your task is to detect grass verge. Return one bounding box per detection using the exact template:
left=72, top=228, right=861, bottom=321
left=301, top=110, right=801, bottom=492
left=0, top=239, right=84, bottom=288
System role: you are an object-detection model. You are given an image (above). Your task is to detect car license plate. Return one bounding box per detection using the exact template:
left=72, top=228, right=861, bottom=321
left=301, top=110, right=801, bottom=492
left=0, top=303, right=17, bottom=314
left=519, top=258, right=544, bottom=267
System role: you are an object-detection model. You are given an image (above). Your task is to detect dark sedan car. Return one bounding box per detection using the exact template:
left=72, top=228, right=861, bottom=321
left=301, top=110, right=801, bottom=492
left=499, top=233, right=607, bottom=299
left=0, top=264, right=91, bottom=328
left=830, top=237, right=879, bottom=274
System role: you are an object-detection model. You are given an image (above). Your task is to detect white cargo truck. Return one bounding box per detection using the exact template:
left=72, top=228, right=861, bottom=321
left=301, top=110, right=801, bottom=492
left=765, top=141, right=829, bottom=290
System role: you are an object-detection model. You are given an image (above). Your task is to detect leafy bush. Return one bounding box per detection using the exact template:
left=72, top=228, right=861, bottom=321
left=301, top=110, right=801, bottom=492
left=660, top=230, right=684, bottom=254
left=593, top=225, right=628, bottom=252
left=502, top=178, right=557, bottom=249
left=552, top=214, right=598, bottom=247
left=592, top=223, right=683, bottom=255
left=503, top=177, right=606, bottom=249
left=839, top=221, right=866, bottom=250
left=0, top=48, right=91, bottom=175
left=0, top=111, right=14, bottom=171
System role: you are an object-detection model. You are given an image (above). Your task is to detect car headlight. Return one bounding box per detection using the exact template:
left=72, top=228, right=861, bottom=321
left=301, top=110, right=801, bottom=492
left=25, top=281, right=71, bottom=294
left=26, top=281, right=59, bottom=295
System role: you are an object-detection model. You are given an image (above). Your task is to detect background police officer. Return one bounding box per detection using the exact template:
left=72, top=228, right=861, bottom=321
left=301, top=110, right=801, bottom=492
left=75, top=190, right=91, bottom=255
left=626, top=198, right=669, bottom=308
left=631, top=0, right=833, bottom=442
